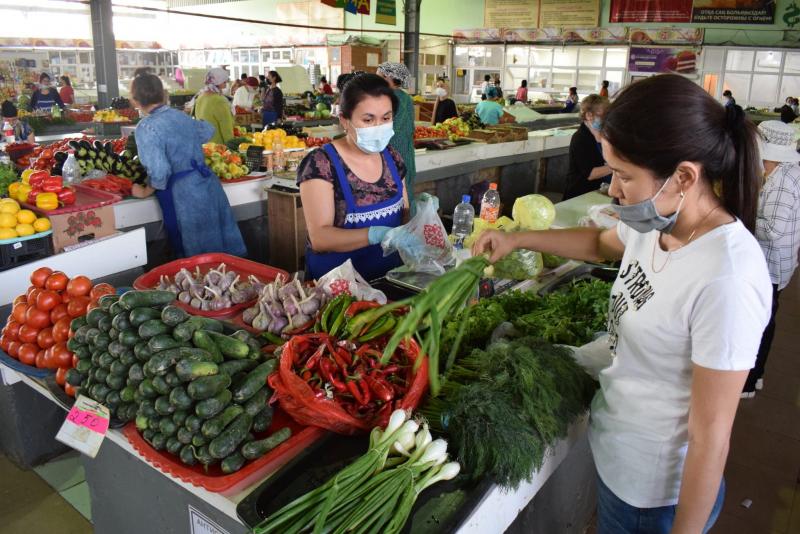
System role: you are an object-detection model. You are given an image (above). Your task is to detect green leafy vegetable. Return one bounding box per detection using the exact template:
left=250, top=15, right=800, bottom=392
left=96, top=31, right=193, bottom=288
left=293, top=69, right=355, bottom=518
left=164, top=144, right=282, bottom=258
left=0, top=163, right=18, bottom=198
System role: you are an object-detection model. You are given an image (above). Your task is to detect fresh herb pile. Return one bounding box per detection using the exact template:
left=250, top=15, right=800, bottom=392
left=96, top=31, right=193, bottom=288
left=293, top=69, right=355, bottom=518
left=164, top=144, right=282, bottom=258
left=0, top=163, right=18, bottom=198
left=421, top=337, right=596, bottom=489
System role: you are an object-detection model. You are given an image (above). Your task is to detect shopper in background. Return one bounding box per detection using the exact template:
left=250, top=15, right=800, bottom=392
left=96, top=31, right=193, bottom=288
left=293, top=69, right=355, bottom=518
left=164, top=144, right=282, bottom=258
left=1, top=100, right=34, bottom=143
left=377, top=62, right=417, bottom=213
left=258, top=74, right=267, bottom=90
left=722, top=89, right=736, bottom=107
left=774, top=96, right=798, bottom=124
left=515, top=80, right=528, bottom=104
left=231, top=76, right=259, bottom=113
left=261, top=70, right=284, bottom=126
left=475, top=74, right=771, bottom=534
left=133, top=66, right=152, bottom=77
left=431, top=79, right=458, bottom=124
left=230, top=73, right=248, bottom=96
left=563, top=86, right=579, bottom=113
left=129, top=73, right=246, bottom=258
left=480, top=74, right=492, bottom=97
left=563, top=94, right=611, bottom=200
left=297, top=73, right=407, bottom=281
left=599, top=80, right=610, bottom=98
left=319, top=76, right=333, bottom=95
left=475, top=87, right=505, bottom=125
left=192, top=67, right=234, bottom=145
left=58, top=76, right=74, bottom=106
left=743, top=120, right=800, bottom=398
left=493, top=74, right=502, bottom=97
left=29, top=73, right=65, bottom=112
left=331, top=72, right=356, bottom=117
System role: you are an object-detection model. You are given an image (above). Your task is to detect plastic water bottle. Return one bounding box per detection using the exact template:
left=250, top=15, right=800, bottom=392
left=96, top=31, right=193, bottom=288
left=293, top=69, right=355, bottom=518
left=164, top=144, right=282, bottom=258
left=2, top=120, right=13, bottom=143
left=62, top=153, right=80, bottom=184
left=480, top=183, right=500, bottom=224
left=452, top=194, right=475, bottom=247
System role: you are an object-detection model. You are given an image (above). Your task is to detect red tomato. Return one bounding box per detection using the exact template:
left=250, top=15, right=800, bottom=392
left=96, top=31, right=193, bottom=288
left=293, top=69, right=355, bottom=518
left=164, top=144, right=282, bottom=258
left=67, top=296, right=91, bottom=318
left=12, top=302, right=28, bottom=323
left=0, top=334, right=10, bottom=352
left=89, top=283, right=115, bottom=302
left=36, top=327, right=55, bottom=349
left=55, top=366, right=67, bottom=386
left=45, top=272, right=69, bottom=292
left=13, top=295, right=27, bottom=306
left=30, top=267, right=53, bottom=288
left=51, top=342, right=73, bottom=368
left=18, top=324, right=40, bottom=344
left=66, top=276, right=92, bottom=297
left=35, top=349, right=47, bottom=368
left=36, top=290, right=61, bottom=312
left=7, top=341, right=20, bottom=359
left=53, top=317, right=71, bottom=343
left=18, top=343, right=37, bottom=366
left=4, top=320, right=21, bottom=341
left=85, top=301, right=99, bottom=313
left=50, top=303, right=69, bottom=324
left=65, top=383, right=76, bottom=397
left=25, top=306, right=51, bottom=329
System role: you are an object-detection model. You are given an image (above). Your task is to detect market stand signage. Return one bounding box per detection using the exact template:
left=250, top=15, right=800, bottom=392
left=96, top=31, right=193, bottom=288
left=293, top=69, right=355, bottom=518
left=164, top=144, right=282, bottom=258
left=610, top=0, right=776, bottom=24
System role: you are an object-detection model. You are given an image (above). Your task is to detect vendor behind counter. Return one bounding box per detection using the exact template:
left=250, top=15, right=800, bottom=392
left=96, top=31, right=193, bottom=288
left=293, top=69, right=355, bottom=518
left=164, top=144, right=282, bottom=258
left=563, top=94, right=611, bottom=200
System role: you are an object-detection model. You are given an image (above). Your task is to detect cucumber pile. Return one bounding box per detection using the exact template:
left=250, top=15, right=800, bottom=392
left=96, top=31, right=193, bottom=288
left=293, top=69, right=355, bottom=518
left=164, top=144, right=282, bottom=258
left=65, top=289, right=291, bottom=473
left=66, top=139, right=148, bottom=184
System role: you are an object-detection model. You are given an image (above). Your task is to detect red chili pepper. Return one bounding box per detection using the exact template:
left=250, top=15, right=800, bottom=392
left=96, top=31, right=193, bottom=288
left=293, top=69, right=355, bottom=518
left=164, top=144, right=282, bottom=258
left=392, top=383, right=407, bottom=396
left=379, top=364, right=399, bottom=375
left=57, top=187, right=76, bottom=205
left=41, top=176, right=64, bottom=193
left=305, top=343, right=326, bottom=371
left=284, top=319, right=315, bottom=336
left=301, top=370, right=312, bottom=381
left=347, top=380, right=367, bottom=405
left=358, top=379, right=371, bottom=405
left=320, top=358, right=346, bottom=392
left=365, top=373, right=394, bottom=402
left=336, top=347, right=353, bottom=366
left=377, top=400, right=394, bottom=420
left=345, top=301, right=381, bottom=318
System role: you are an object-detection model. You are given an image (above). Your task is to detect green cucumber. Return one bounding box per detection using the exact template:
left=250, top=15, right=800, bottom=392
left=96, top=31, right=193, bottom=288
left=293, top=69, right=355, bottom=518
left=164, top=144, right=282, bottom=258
left=109, top=359, right=130, bottom=377
left=142, top=429, right=155, bottom=442
left=119, top=385, right=136, bottom=403
left=147, top=347, right=211, bottom=376
left=97, top=294, right=119, bottom=311
left=107, top=327, right=119, bottom=340
left=97, top=314, right=113, bottom=333
left=179, top=445, right=196, bottom=465
left=138, top=319, right=170, bottom=340
left=159, top=417, right=178, bottom=437
left=119, top=350, right=137, bottom=367
left=185, top=415, right=202, bottom=433
left=136, top=414, right=150, bottom=431
left=232, top=360, right=277, bottom=403
left=119, top=290, right=175, bottom=310
left=201, top=405, right=244, bottom=439
left=108, top=301, right=126, bottom=317
left=154, top=395, right=175, bottom=415
left=191, top=434, right=208, bottom=448
left=85, top=308, right=108, bottom=327
left=129, top=307, right=162, bottom=327
left=218, top=359, right=257, bottom=376
left=107, top=340, right=126, bottom=358
left=252, top=405, right=274, bottom=433
left=192, top=330, right=224, bottom=363
left=85, top=327, right=101, bottom=346
left=65, top=368, right=84, bottom=387
left=148, top=334, right=187, bottom=353
left=133, top=341, right=152, bottom=362
left=70, top=316, right=87, bottom=332
left=98, top=352, right=114, bottom=370
left=151, top=375, right=171, bottom=395
left=149, top=432, right=166, bottom=451
left=127, top=363, right=145, bottom=383
left=105, top=374, right=125, bottom=391
left=164, top=372, right=181, bottom=387
left=240, top=427, right=291, bottom=460
left=73, top=325, right=93, bottom=345
left=207, top=331, right=249, bottom=360
left=111, top=311, right=132, bottom=332
left=93, top=332, right=111, bottom=351
left=166, top=437, right=183, bottom=455
left=187, top=374, right=230, bottom=400
left=195, top=389, right=232, bottom=419
left=161, top=305, right=189, bottom=327
left=193, top=445, right=215, bottom=466
left=176, top=427, right=194, bottom=445
left=220, top=452, right=246, bottom=474
left=208, top=413, right=253, bottom=459
left=139, top=400, right=157, bottom=418
left=118, top=329, right=139, bottom=347
left=177, top=360, right=219, bottom=383
left=168, top=386, right=194, bottom=411
left=242, top=387, right=270, bottom=417
left=75, top=359, right=92, bottom=374
left=172, top=316, right=224, bottom=342
left=172, top=410, right=189, bottom=426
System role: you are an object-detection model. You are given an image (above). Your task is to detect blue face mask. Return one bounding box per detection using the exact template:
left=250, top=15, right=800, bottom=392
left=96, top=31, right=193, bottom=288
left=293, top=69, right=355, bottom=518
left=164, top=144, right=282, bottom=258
left=591, top=118, right=603, bottom=131
left=353, top=121, right=394, bottom=154
left=611, top=177, right=685, bottom=234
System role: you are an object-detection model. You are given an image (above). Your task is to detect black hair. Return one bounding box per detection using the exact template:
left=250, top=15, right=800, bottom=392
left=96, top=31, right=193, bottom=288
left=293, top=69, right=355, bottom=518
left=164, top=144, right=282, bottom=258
left=133, top=66, right=152, bottom=78
left=240, top=73, right=248, bottom=80
left=320, top=76, right=328, bottom=84
left=521, top=80, right=527, bottom=88
left=1, top=100, right=17, bottom=118
left=722, top=89, right=732, bottom=97
left=569, top=87, right=577, bottom=95
left=602, top=74, right=760, bottom=232
left=60, top=75, right=72, bottom=87
left=484, top=74, right=491, bottom=82
left=268, top=70, right=282, bottom=84
left=602, top=80, right=609, bottom=88
left=131, top=73, right=165, bottom=107
left=336, top=72, right=354, bottom=91
left=259, top=75, right=266, bottom=81
left=339, top=73, right=398, bottom=119
left=481, top=93, right=487, bottom=101
left=39, top=73, right=51, bottom=83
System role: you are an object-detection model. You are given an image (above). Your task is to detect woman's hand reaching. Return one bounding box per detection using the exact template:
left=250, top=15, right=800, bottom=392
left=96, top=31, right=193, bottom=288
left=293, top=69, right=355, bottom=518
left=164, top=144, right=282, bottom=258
left=472, top=230, right=517, bottom=263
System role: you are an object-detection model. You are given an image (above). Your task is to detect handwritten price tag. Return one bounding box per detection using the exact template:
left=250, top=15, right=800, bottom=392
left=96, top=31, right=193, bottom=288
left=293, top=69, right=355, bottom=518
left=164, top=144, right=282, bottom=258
left=56, top=395, right=110, bottom=458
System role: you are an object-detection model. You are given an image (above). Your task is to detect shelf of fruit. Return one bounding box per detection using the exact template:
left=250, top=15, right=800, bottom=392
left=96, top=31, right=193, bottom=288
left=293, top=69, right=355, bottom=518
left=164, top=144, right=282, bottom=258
left=202, top=143, right=250, bottom=181
left=93, top=109, right=131, bottom=123
left=0, top=198, right=51, bottom=240
left=413, top=117, right=472, bottom=141
left=246, top=129, right=307, bottom=151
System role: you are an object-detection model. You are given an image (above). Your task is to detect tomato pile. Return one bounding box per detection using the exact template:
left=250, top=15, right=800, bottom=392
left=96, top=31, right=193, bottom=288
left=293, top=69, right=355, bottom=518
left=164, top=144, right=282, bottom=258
left=0, top=267, right=115, bottom=395
left=81, top=175, right=133, bottom=196
left=25, top=138, right=94, bottom=171
left=413, top=126, right=443, bottom=140
left=303, top=137, right=332, bottom=148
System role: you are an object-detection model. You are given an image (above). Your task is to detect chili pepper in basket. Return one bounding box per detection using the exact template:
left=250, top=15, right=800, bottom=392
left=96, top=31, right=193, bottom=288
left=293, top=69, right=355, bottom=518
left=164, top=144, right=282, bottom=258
left=305, top=343, right=326, bottom=370
left=319, top=358, right=346, bottom=393
left=347, top=380, right=367, bottom=405
left=365, top=373, right=394, bottom=403
left=358, top=379, right=371, bottom=405
left=345, top=300, right=381, bottom=318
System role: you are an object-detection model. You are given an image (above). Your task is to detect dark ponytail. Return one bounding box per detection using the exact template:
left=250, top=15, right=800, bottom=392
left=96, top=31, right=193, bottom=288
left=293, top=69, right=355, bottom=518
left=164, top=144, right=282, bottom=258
left=602, top=74, right=761, bottom=232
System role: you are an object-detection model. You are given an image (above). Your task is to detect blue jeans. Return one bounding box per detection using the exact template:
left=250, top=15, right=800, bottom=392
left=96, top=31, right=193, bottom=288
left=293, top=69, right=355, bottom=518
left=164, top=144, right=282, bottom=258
left=597, top=475, right=725, bottom=534
left=262, top=110, right=278, bottom=127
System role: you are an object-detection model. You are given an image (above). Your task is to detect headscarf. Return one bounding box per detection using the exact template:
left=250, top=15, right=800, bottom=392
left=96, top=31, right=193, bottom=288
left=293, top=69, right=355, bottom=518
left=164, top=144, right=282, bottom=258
left=202, top=68, right=230, bottom=95
left=245, top=77, right=259, bottom=88
left=377, top=62, right=410, bottom=88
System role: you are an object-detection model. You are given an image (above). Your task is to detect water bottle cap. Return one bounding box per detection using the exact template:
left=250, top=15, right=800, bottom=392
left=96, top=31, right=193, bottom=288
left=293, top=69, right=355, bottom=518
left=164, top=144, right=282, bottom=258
left=489, top=183, right=498, bottom=190
left=462, top=194, right=471, bottom=203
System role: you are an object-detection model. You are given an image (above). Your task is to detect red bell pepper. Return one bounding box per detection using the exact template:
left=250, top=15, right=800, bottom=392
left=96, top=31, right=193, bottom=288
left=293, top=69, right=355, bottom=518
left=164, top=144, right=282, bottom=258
left=41, top=176, right=64, bottom=193
left=27, top=189, right=41, bottom=205
left=56, top=187, right=76, bottom=206
left=28, top=171, right=50, bottom=189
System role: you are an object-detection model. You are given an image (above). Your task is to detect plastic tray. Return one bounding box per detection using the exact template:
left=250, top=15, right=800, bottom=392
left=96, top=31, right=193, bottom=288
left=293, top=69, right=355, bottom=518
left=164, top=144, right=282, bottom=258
left=236, top=432, right=495, bottom=533
left=0, top=230, right=53, bottom=272
left=133, top=253, right=288, bottom=319
left=22, top=184, right=121, bottom=215
left=41, top=374, right=129, bottom=429
left=122, top=407, right=327, bottom=495
left=0, top=348, right=56, bottom=378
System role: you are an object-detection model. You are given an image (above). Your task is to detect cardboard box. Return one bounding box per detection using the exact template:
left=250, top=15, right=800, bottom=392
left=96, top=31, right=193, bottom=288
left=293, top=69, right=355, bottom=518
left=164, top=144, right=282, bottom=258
left=47, top=204, right=117, bottom=253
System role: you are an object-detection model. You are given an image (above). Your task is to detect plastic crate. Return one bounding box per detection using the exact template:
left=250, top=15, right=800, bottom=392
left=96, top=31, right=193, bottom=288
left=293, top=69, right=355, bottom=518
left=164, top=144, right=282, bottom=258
left=0, top=230, right=54, bottom=272
left=132, top=253, right=288, bottom=319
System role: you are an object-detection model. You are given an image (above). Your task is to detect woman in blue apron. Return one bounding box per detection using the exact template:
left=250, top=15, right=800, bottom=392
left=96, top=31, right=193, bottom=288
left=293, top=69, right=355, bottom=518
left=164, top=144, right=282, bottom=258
left=260, top=71, right=284, bottom=127
left=129, top=74, right=246, bottom=259
left=29, top=73, right=65, bottom=112
left=297, top=73, right=408, bottom=281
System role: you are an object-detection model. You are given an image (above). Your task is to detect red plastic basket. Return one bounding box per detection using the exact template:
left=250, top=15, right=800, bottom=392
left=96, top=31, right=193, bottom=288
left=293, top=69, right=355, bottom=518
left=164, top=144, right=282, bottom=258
left=132, top=253, right=288, bottom=319
left=122, top=407, right=327, bottom=495
left=22, top=184, right=121, bottom=215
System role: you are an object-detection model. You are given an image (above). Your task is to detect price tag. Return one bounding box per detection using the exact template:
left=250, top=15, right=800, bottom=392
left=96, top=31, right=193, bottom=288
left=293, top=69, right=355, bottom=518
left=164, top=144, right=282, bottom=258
left=188, top=505, right=229, bottom=534
left=13, top=242, right=22, bottom=250
left=55, top=395, right=110, bottom=458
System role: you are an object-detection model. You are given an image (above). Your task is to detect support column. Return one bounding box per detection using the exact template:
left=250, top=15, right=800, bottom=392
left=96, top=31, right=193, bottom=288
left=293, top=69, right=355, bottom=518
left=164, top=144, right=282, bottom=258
left=90, top=0, right=120, bottom=108
left=403, top=0, right=421, bottom=93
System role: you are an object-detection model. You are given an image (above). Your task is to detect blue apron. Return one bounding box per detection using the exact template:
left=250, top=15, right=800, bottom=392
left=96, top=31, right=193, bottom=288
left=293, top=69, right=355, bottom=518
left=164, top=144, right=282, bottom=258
left=305, top=144, right=404, bottom=281
left=155, top=159, right=212, bottom=257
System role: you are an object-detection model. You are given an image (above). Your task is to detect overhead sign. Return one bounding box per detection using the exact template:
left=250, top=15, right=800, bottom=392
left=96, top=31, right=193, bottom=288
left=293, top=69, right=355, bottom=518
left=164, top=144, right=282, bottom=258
left=375, top=0, right=396, bottom=25
left=484, top=0, right=540, bottom=29
left=610, top=0, right=775, bottom=24
left=628, top=46, right=700, bottom=74
left=539, top=0, right=600, bottom=28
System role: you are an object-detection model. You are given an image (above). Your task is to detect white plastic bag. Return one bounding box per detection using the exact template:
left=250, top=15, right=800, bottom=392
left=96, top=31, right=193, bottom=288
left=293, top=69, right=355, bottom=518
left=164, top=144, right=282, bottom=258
left=381, top=197, right=455, bottom=274
left=315, top=259, right=387, bottom=304
left=584, top=204, right=619, bottom=229
left=565, top=334, right=614, bottom=379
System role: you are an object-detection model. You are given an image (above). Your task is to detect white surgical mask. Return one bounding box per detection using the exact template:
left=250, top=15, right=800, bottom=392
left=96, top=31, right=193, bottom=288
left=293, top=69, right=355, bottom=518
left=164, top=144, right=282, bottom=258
left=434, top=87, right=447, bottom=98
left=352, top=121, right=394, bottom=154
left=611, top=176, right=685, bottom=234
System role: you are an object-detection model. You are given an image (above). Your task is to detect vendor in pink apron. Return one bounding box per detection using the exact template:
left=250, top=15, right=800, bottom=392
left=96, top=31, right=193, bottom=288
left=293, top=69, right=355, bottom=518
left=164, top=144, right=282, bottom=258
left=297, top=73, right=409, bottom=282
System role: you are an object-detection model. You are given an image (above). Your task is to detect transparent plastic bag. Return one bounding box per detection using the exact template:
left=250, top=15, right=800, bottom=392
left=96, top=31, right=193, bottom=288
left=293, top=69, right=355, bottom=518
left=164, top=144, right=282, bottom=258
left=586, top=204, right=619, bottom=229
left=512, top=194, right=556, bottom=231
left=382, top=197, right=454, bottom=274
left=315, top=259, right=387, bottom=304
left=489, top=248, right=543, bottom=280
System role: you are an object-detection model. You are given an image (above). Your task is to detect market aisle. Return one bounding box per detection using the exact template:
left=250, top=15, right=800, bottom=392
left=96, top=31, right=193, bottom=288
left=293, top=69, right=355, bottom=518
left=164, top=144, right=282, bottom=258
left=0, top=452, right=91, bottom=533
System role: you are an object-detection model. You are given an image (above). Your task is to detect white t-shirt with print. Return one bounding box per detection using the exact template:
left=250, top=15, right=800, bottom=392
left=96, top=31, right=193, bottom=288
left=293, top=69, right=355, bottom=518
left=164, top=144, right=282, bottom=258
left=589, top=220, right=772, bottom=508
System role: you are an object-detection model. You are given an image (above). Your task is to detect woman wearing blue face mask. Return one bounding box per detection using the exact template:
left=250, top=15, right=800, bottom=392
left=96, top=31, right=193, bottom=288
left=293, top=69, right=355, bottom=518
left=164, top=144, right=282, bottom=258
left=475, top=74, right=772, bottom=534
left=297, top=73, right=409, bottom=281
left=563, top=94, right=611, bottom=200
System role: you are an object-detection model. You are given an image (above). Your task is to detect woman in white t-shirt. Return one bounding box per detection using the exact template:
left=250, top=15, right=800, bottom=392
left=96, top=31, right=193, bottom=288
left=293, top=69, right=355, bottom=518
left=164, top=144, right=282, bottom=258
left=475, top=74, right=772, bottom=534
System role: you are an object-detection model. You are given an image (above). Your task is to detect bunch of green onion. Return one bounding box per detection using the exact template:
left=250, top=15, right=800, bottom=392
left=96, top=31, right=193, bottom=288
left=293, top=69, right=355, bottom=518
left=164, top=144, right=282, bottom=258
left=252, top=409, right=460, bottom=534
